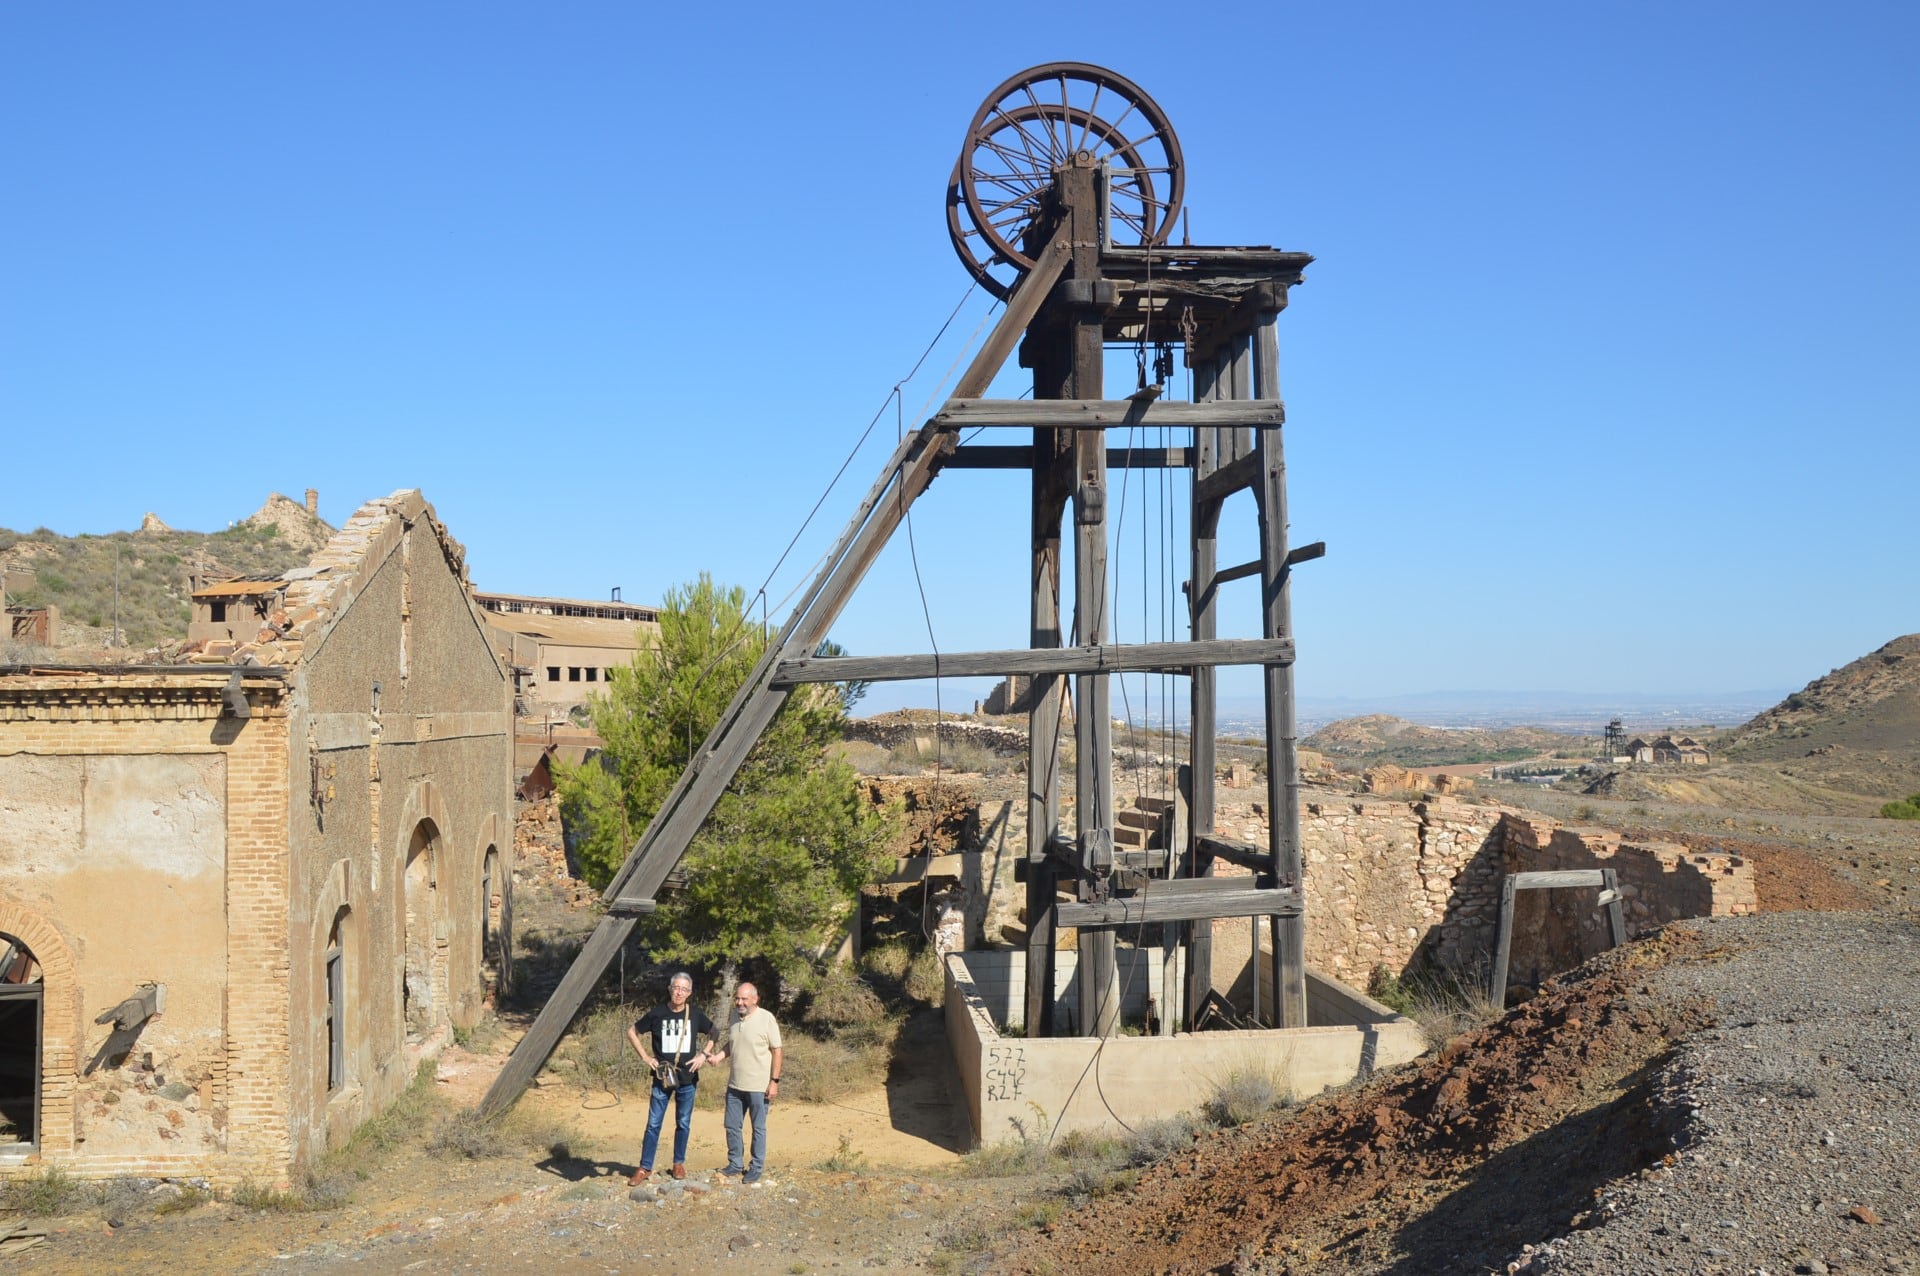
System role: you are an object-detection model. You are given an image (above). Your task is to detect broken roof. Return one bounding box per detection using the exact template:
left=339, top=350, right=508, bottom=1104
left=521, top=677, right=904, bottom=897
left=181, top=490, right=503, bottom=678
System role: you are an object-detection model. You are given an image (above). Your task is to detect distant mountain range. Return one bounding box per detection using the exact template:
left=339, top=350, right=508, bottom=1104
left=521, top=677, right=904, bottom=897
left=1219, top=690, right=1786, bottom=738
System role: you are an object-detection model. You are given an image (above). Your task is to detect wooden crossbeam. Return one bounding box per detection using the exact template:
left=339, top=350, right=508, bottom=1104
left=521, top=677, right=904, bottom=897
left=932, top=399, right=1285, bottom=430
left=1057, top=884, right=1302, bottom=928
left=940, top=446, right=1193, bottom=470
left=772, top=636, right=1294, bottom=686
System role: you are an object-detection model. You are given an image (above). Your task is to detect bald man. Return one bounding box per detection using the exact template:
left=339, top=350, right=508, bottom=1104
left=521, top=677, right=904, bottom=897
left=705, top=981, right=783, bottom=1185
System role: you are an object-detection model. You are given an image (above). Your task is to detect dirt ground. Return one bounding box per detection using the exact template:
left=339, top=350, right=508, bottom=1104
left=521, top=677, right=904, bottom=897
left=10, top=787, right=1919, bottom=1274
left=9, top=1010, right=1022, bottom=1275
left=997, top=931, right=1714, bottom=1274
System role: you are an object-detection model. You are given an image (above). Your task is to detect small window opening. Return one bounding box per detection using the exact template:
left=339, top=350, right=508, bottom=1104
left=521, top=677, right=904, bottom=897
left=547, top=666, right=560, bottom=681
left=568, top=667, right=581, bottom=682
left=209, top=602, right=227, bottom=623
left=585, top=667, right=598, bottom=682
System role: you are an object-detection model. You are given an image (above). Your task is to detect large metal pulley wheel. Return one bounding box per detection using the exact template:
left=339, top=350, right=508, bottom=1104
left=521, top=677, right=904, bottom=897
left=948, top=62, right=1185, bottom=299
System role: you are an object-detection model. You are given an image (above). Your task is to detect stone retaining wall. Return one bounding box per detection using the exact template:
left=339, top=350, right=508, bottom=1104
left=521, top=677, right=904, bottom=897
left=909, top=777, right=1760, bottom=1005
left=1209, top=790, right=1756, bottom=988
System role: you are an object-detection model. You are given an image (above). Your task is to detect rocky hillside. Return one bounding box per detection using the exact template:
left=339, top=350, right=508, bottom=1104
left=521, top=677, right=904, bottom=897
left=1304, top=713, right=1588, bottom=767
left=1713, top=634, right=1920, bottom=798
left=0, top=495, right=334, bottom=652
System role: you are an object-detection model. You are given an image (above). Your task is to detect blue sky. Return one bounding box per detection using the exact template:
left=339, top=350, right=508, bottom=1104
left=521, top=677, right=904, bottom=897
left=4, top=3, right=1914, bottom=710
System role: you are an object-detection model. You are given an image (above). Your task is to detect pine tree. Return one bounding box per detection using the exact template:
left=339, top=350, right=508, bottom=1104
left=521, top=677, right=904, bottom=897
left=557, top=575, right=894, bottom=989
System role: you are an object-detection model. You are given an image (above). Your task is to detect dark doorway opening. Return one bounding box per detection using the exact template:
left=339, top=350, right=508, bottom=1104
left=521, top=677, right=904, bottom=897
left=0, top=932, right=43, bottom=1147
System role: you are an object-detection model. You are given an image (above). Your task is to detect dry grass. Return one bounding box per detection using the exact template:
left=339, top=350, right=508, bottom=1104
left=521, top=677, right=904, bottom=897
left=903, top=947, right=947, bottom=1005
left=1202, top=1065, right=1295, bottom=1128
left=1369, top=964, right=1502, bottom=1048
left=551, top=1003, right=651, bottom=1097
left=230, top=1167, right=354, bottom=1212
left=429, top=1107, right=582, bottom=1160
left=0, top=1166, right=83, bottom=1215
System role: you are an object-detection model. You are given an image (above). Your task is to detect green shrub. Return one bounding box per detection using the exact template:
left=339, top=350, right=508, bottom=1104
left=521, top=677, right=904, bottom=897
left=1367, top=966, right=1417, bottom=1015
left=1878, top=795, right=1920, bottom=820
left=815, top=1133, right=869, bottom=1173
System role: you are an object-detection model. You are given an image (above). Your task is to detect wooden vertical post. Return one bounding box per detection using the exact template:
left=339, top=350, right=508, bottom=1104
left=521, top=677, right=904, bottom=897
left=1490, top=874, right=1518, bottom=1008
left=1252, top=309, right=1306, bottom=1028
left=1060, top=159, right=1119, bottom=1038
left=1601, top=868, right=1628, bottom=948
left=1160, top=771, right=1189, bottom=1035
left=1184, top=351, right=1221, bottom=1030
left=1025, top=424, right=1070, bottom=1036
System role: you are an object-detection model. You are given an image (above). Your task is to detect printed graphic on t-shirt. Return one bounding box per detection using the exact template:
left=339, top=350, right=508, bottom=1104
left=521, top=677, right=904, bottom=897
left=660, top=1017, right=695, bottom=1055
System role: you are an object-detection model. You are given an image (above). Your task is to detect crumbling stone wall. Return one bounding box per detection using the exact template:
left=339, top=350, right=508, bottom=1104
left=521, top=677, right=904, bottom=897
left=841, top=716, right=1028, bottom=755
left=1204, top=793, right=1504, bottom=988
left=1210, top=792, right=1756, bottom=991
left=916, top=773, right=1757, bottom=1005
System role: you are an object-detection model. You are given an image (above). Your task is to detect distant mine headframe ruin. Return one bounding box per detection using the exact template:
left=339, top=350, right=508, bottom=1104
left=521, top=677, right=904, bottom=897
left=483, top=63, right=1320, bottom=1115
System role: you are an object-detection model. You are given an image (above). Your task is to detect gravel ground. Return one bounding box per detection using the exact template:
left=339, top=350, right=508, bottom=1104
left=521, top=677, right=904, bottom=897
left=1513, top=913, right=1920, bottom=1276
left=996, top=912, right=1920, bottom=1276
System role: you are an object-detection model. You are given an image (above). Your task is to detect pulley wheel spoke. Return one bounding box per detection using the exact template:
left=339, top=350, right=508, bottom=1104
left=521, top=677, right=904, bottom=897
left=949, top=62, right=1185, bottom=292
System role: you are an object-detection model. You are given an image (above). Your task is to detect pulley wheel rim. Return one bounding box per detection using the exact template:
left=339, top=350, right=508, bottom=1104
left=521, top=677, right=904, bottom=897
left=954, top=61, right=1184, bottom=284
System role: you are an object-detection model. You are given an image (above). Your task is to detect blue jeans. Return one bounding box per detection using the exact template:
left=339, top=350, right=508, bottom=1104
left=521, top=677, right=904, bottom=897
left=723, top=1086, right=769, bottom=1175
left=641, top=1078, right=699, bottom=1170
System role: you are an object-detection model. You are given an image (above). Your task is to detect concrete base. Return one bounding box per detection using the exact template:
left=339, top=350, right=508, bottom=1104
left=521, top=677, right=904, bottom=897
left=945, top=951, right=1426, bottom=1145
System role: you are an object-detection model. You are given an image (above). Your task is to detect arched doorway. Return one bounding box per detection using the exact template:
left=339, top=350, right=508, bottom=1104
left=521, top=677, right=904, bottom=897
left=480, top=847, right=502, bottom=997
left=403, top=823, right=442, bottom=1040
left=0, top=931, right=43, bottom=1148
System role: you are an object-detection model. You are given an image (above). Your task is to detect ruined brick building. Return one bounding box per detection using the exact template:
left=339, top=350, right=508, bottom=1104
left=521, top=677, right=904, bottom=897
left=0, top=490, right=512, bottom=1185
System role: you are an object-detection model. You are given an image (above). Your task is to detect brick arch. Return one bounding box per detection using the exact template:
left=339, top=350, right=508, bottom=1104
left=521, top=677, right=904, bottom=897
left=474, top=813, right=511, bottom=995
left=0, top=897, right=82, bottom=1153
left=393, top=780, right=453, bottom=875
left=474, top=811, right=502, bottom=856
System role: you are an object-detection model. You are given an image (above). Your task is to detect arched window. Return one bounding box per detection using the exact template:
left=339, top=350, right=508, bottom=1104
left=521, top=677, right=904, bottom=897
left=0, top=931, right=44, bottom=1147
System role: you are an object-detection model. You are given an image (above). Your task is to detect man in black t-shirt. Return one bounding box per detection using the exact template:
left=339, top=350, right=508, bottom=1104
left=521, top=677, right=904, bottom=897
left=625, top=971, right=717, bottom=1184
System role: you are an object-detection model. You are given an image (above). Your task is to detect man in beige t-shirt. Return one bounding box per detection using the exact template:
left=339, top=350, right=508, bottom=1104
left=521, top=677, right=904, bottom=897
left=707, top=981, right=783, bottom=1184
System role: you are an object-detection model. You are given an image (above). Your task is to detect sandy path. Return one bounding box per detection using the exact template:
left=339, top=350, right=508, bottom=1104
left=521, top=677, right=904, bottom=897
left=433, top=1016, right=969, bottom=1175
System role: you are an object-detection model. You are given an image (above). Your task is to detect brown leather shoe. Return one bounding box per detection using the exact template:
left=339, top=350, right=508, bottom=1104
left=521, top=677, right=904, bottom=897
left=670, top=1163, right=687, bottom=1180
left=627, top=1168, right=651, bottom=1185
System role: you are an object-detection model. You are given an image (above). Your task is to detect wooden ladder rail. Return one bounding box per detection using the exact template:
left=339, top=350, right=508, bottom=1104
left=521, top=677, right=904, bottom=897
left=478, top=233, right=1071, bottom=1117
